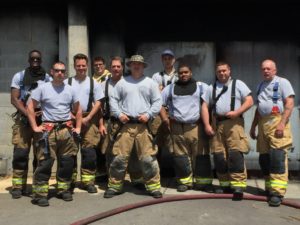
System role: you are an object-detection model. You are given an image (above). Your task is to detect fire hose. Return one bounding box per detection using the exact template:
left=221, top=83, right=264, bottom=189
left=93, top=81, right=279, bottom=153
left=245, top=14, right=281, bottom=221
left=70, top=194, right=300, bottom=225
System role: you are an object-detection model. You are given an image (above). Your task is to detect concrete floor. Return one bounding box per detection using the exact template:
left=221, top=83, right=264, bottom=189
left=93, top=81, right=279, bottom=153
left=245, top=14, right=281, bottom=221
left=0, top=177, right=299, bottom=225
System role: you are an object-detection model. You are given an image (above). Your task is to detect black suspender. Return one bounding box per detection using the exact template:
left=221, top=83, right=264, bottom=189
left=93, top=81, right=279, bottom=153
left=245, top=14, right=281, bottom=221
left=230, top=79, right=236, bottom=111
left=160, top=71, right=165, bottom=88
left=104, top=78, right=110, bottom=119
left=68, top=77, right=72, bottom=85
left=212, top=82, right=228, bottom=113
left=160, top=71, right=173, bottom=88
left=87, top=77, right=94, bottom=112
left=212, top=79, right=236, bottom=112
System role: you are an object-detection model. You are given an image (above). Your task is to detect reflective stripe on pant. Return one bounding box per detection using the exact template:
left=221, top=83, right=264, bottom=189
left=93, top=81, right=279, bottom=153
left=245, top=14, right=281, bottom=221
left=32, top=184, right=49, bottom=195
left=80, top=115, right=100, bottom=185
left=210, top=118, right=248, bottom=189
left=195, top=123, right=213, bottom=185
left=33, top=127, right=77, bottom=198
left=81, top=174, right=95, bottom=184
left=171, top=122, right=197, bottom=186
left=269, top=152, right=288, bottom=196
left=57, top=181, right=70, bottom=191
left=12, top=116, right=39, bottom=190
left=179, top=174, right=193, bottom=185
left=257, top=114, right=291, bottom=196
left=12, top=176, right=27, bottom=188
left=80, top=148, right=97, bottom=185
left=12, top=169, right=28, bottom=190
left=108, top=123, right=160, bottom=192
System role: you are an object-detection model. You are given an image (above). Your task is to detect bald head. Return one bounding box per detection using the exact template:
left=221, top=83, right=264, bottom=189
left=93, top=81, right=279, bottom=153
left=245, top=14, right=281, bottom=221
left=261, top=59, right=277, bottom=81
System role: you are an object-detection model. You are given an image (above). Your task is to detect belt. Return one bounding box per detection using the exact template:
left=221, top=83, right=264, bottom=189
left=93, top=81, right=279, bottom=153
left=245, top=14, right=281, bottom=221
left=215, top=115, right=243, bottom=122
left=43, top=120, right=73, bottom=131
left=109, top=116, right=119, bottom=122
left=127, top=116, right=143, bottom=124
left=170, top=118, right=198, bottom=126
left=215, top=115, right=230, bottom=122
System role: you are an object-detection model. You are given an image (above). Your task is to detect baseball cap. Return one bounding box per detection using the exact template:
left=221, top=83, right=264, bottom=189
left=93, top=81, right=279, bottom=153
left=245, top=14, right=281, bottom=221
left=161, top=49, right=175, bottom=57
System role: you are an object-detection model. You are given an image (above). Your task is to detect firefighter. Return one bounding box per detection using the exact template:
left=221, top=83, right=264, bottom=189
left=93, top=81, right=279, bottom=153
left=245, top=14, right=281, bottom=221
left=27, top=61, right=82, bottom=206
left=160, top=63, right=213, bottom=192
left=99, top=56, right=143, bottom=188
left=104, top=55, right=162, bottom=198
left=201, top=62, right=253, bottom=198
left=250, top=59, right=295, bottom=207
left=92, top=56, right=112, bottom=83
left=67, top=53, right=104, bottom=193
left=151, top=49, right=178, bottom=176
left=10, top=50, right=51, bottom=199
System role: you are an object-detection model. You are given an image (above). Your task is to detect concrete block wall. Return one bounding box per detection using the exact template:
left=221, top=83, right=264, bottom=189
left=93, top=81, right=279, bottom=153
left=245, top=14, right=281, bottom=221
left=0, top=94, right=15, bottom=175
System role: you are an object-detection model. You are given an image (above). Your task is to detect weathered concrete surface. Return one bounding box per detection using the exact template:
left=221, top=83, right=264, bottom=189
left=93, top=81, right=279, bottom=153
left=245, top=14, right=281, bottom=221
left=0, top=177, right=299, bottom=225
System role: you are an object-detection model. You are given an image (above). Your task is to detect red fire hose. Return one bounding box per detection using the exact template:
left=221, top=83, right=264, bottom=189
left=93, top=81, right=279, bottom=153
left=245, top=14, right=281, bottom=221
left=70, top=194, right=300, bottom=225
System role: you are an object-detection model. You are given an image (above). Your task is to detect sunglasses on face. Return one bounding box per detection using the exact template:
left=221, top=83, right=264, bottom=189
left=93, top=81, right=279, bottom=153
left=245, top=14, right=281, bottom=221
left=53, top=69, right=66, bottom=73
left=30, top=57, right=41, bottom=62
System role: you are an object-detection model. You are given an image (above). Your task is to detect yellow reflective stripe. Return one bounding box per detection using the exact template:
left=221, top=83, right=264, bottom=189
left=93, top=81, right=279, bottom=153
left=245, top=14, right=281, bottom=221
left=81, top=174, right=95, bottom=182
left=270, top=180, right=287, bottom=188
left=72, top=172, right=78, bottom=181
left=219, top=181, right=230, bottom=187
left=179, top=175, right=193, bottom=185
left=57, top=182, right=69, bottom=190
left=230, top=181, right=247, bottom=188
left=145, top=183, right=161, bottom=191
left=195, top=177, right=213, bottom=185
left=32, top=184, right=49, bottom=193
left=265, top=180, right=271, bottom=188
left=108, top=183, right=123, bottom=191
left=12, top=178, right=24, bottom=185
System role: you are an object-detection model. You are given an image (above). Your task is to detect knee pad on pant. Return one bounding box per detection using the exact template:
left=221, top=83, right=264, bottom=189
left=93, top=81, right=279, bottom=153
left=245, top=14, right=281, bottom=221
left=140, top=155, right=159, bottom=180
left=259, top=154, right=270, bottom=176
left=270, top=149, right=285, bottom=174
left=194, top=155, right=212, bottom=177
left=213, top=152, right=228, bottom=174
left=110, top=155, right=128, bottom=180
left=58, top=155, right=74, bottom=180
left=81, top=148, right=97, bottom=170
left=228, top=149, right=245, bottom=173
left=35, top=158, right=55, bottom=182
left=13, top=148, right=29, bottom=170
left=173, top=155, right=192, bottom=178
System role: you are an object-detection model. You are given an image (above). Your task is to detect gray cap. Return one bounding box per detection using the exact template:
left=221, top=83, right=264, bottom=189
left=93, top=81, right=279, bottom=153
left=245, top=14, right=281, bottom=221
left=161, top=49, right=175, bottom=57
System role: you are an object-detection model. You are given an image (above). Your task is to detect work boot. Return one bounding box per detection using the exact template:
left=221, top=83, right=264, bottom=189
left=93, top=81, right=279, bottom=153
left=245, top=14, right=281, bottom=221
left=194, top=184, right=214, bottom=193
left=69, top=182, right=76, bottom=194
left=232, top=187, right=244, bottom=200
left=177, top=184, right=189, bottom=192
left=268, top=195, right=282, bottom=207
left=103, top=189, right=122, bottom=198
left=11, top=189, right=22, bottom=199
left=32, top=197, right=49, bottom=207
left=215, top=187, right=232, bottom=194
left=86, top=184, right=98, bottom=193
left=132, top=183, right=146, bottom=190
left=57, top=191, right=73, bottom=201
left=150, top=190, right=163, bottom=198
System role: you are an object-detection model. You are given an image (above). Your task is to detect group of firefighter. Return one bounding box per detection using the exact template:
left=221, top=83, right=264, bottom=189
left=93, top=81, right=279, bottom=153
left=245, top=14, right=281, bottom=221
left=10, top=49, right=295, bottom=207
